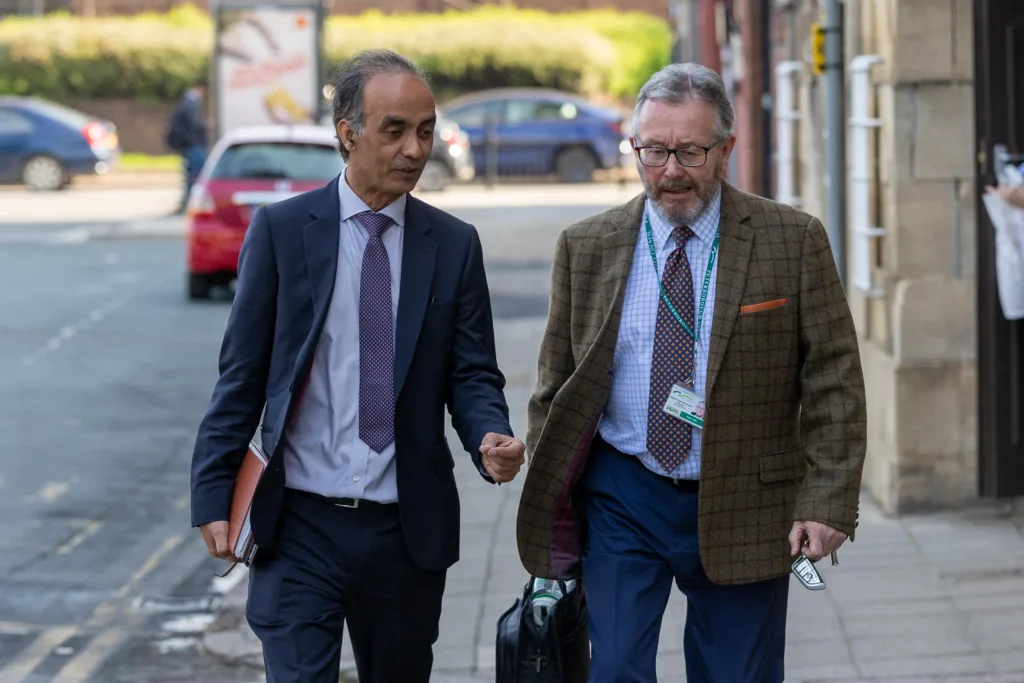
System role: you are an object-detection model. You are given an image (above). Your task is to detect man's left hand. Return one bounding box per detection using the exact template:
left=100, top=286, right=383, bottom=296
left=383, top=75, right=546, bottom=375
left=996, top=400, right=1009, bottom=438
left=480, top=433, right=526, bottom=483
left=789, top=520, right=848, bottom=562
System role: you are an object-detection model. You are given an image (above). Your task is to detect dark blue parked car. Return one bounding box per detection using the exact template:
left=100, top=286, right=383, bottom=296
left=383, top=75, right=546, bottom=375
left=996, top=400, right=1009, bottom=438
left=439, top=88, right=631, bottom=183
left=0, top=97, right=120, bottom=191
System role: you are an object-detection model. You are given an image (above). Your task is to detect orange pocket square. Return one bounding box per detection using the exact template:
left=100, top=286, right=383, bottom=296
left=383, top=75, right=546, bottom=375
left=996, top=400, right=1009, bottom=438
left=739, top=298, right=788, bottom=314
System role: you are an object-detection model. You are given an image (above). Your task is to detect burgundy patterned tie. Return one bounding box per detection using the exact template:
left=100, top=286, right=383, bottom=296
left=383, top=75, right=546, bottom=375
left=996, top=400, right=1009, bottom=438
left=646, top=226, right=696, bottom=473
left=356, top=210, right=394, bottom=453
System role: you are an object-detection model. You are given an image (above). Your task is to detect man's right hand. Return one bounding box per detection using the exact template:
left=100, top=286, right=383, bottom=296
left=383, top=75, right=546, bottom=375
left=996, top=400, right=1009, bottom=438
left=200, top=521, right=238, bottom=562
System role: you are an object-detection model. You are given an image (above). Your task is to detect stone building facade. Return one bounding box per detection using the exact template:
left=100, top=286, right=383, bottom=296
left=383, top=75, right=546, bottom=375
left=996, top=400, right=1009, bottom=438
left=775, top=0, right=994, bottom=514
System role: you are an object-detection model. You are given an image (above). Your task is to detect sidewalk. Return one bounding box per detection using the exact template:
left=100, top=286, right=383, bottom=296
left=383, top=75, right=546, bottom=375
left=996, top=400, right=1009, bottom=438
left=203, top=317, right=1024, bottom=683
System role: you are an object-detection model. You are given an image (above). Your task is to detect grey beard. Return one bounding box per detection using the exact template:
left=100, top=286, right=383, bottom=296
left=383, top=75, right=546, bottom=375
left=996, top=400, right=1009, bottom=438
left=642, top=176, right=721, bottom=227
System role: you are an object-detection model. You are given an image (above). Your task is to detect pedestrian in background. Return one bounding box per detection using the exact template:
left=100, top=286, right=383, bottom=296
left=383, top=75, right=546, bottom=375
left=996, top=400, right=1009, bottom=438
left=517, top=62, right=868, bottom=682
left=189, top=49, right=526, bottom=683
left=165, top=83, right=209, bottom=213
left=986, top=162, right=1024, bottom=208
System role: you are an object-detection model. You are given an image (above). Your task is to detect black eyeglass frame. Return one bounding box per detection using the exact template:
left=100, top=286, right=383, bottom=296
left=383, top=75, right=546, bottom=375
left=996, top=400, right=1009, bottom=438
left=633, top=136, right=726, bottom=168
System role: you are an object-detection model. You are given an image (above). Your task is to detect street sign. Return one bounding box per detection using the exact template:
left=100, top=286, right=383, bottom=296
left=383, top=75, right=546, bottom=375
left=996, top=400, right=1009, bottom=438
left=811, top=22, right=826, bottom=75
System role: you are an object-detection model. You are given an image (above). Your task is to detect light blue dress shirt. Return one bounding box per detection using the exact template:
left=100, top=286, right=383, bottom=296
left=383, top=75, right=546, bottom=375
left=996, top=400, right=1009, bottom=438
left=282, top=171, right=406, bottom=502
left=597, top=187, right=722, bottom=480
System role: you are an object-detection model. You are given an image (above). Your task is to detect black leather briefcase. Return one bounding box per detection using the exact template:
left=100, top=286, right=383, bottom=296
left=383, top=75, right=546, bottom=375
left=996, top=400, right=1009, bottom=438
left=495, top=577, right=590, bottom=683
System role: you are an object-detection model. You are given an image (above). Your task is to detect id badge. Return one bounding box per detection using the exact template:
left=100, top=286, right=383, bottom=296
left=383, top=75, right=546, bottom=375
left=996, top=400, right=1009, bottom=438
left=662, top=383, right=706, bottom=429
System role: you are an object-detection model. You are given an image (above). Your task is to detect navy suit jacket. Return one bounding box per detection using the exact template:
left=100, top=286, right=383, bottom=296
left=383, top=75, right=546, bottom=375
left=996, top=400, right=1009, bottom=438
left=190, top=175, right=513, bottom=572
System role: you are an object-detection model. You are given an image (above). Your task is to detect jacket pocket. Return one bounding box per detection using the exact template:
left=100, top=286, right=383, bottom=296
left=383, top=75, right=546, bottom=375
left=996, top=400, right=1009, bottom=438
left=758, top=448, right=806, bottom=483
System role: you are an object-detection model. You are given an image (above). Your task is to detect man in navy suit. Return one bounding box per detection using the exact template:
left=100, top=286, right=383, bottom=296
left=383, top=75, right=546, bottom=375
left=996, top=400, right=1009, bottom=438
left=189, top=48, right=526, bottom=683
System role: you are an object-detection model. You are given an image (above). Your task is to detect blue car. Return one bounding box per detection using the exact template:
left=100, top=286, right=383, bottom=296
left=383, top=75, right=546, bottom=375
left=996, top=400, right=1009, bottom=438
left=0, top=96, right=120, bottom=191
left=440, top=88, right=632, bottom=183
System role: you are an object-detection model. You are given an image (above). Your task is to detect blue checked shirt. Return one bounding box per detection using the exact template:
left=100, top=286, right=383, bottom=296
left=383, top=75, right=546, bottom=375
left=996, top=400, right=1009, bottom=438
left=597, top=187, right=722, bottom=480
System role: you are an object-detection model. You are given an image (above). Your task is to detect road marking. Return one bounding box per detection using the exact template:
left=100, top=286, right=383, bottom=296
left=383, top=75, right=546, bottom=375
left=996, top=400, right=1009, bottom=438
left=117, top=534, right=184, bottom=599
left=0, top=622, right=33, bottom=636
left=52, top=627, right=126, bottom=683
left=56, top=521, right=103, bottom=555
left=19, top=295, right=132, bottom=367
left=0, top=626, right=76, bottom=683
left=34, top=481, right=70, bottom=503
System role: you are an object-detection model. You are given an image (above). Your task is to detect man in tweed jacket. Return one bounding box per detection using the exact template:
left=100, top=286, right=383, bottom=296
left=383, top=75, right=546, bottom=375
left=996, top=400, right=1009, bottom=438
left=517, top=63, right=867, bottom=682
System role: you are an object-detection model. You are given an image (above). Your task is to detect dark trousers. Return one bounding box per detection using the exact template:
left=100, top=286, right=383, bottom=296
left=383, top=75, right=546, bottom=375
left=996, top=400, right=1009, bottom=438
left=246, top=489, right=446, bottom=683
left=581, top=439, right=789, bottom=683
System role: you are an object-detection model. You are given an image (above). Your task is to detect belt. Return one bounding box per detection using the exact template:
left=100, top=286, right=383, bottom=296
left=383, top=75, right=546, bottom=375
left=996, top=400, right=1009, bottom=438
left=288, top=487, right=395, bottom=509
left=670, top=477, right=700, bottom=492
left=592, top=433, right=700, bottom=492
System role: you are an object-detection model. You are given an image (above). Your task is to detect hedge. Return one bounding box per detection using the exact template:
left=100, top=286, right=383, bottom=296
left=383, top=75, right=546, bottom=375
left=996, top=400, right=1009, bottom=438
left=0, top=4, right=671, bottom=104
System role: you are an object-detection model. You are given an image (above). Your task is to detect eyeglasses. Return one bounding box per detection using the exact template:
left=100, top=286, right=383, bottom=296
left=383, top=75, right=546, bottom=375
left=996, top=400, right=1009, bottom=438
left=634, top=138, right=724, bottom=168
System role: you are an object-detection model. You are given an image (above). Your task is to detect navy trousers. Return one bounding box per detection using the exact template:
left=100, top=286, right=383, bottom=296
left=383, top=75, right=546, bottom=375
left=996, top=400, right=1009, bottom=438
left=246, top=489, right=446, bottom=683
left=581, top=438, right=789, bottom=683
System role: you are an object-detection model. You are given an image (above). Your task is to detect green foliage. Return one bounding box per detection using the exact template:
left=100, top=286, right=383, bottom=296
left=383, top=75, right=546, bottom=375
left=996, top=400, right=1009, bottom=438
left=0, top=4, right=670, bottom=103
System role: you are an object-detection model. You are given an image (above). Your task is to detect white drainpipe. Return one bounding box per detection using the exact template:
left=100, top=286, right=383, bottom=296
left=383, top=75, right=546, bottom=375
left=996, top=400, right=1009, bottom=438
left=774, top=60, right=804, bottom=207
left=848, top=54, right=885, bottom=298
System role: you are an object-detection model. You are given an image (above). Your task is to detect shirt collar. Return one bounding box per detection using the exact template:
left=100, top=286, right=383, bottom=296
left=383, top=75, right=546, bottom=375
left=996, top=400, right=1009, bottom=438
left=644, top=184, right=722, bottom=250
left=338, top=168, right=407, bottom=228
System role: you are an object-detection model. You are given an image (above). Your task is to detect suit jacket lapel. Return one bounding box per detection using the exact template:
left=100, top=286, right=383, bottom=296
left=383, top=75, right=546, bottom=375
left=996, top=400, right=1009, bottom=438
left=394, top=196, right=437, bottom=398
left=704, top=183, right=754, bottom=399
left=303, top=176, right=342, bottom=333
left=600, top=194, right=646, bottom=320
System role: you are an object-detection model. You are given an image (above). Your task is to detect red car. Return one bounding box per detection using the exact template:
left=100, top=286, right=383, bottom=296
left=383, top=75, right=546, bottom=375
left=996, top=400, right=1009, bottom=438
left=185, top=124, right=343, bottom=300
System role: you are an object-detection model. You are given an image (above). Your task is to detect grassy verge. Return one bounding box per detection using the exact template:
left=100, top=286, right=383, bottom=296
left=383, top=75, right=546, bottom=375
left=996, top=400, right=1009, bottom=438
left=117, top=152, right=181, bottom=172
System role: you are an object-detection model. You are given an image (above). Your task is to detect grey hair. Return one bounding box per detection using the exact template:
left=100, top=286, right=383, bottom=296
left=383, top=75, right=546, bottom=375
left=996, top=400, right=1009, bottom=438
left=327, top=49, right=428, bottom=160
left=632, top=63, right=735, bottom=141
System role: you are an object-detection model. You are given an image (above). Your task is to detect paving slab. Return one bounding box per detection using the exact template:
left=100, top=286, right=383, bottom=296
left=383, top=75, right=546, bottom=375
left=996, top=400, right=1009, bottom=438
left=201, top=316, right=1024, bottom=683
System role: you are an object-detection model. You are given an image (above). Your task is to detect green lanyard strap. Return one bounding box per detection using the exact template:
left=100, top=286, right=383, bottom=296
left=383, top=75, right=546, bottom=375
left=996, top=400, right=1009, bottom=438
left=644, top=213, right=718, bottom=345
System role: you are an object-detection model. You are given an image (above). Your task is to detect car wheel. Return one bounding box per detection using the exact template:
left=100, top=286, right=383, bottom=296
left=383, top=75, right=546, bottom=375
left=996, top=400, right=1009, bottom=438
left=188, top=273, right=213, bottom=301
left=417, top=160, right=451, bottom=192
left=555, top=147, right=598, bottom=183
left=22, top=155, right=67, bottom=192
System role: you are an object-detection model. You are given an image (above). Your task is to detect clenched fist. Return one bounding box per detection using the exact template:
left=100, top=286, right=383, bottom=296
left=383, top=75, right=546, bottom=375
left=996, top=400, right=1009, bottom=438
left=200, top=521, right=239, bottom=562
left=480, top=433, right=526, bottom=483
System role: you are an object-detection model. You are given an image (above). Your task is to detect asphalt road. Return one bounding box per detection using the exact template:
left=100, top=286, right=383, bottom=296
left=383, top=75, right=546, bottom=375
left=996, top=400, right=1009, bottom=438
left=0, top=187, right=624, bottom=682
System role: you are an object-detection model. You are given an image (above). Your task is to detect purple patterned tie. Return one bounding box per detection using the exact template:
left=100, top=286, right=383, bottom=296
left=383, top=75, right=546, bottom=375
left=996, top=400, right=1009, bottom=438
left=356, top=210, right=394, bottom=453
left=646, top=226, right=696, bottom=474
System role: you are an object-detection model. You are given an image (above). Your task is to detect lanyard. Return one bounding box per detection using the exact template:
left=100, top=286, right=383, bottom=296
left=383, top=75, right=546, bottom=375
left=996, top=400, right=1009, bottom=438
left=644, top=213, right=718, bottom=347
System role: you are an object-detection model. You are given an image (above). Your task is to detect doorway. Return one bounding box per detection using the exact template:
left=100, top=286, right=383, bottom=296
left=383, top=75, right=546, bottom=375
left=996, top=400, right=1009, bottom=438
left=975, top=0, right=1024, bottom=498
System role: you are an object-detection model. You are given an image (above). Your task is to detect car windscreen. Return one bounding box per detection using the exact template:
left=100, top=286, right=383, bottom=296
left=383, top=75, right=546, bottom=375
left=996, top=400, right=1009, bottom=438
left=209, top=142, right=343, bottom=181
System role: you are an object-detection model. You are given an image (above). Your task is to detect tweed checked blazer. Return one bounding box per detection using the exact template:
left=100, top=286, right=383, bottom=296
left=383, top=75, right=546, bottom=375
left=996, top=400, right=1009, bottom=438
left=516, top=183, right=867, bottom=586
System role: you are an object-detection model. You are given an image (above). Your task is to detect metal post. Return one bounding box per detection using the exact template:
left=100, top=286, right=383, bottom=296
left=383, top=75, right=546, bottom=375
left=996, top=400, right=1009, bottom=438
left=485, top=117, right=499, bottom=189
left=823, top=0, right=846, bottom=286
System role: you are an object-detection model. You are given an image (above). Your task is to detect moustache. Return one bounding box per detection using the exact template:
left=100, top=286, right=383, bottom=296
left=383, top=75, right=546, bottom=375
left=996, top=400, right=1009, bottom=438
left=658, top=182, right=699, bottom=193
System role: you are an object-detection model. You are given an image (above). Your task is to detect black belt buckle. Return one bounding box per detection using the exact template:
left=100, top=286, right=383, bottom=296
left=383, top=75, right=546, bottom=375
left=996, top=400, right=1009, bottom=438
left=671, top=477, right=700, bottom=492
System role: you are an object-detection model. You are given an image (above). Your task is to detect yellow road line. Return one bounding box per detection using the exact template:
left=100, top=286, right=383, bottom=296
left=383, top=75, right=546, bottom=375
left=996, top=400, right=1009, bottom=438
left=52, top=627, right=127, bottom=683
left=0, top=626, right=76, bottom=683
left=120, top=533, right=184, bottom=597
left=0, top=532, right=188, bottom=682
left=56, top=521, right=103, bottom=556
